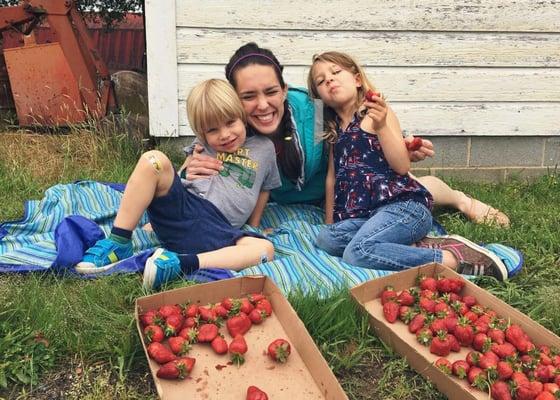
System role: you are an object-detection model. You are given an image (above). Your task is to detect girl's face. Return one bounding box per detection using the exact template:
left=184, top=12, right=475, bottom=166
left=311, top=61, right=361, bottom=110
left=233, top=64, right=288, bottom=136
left=203, top=118, right=246, bottom=153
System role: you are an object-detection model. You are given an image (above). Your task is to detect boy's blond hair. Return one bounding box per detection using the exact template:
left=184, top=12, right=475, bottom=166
left=187, top=79, right=246, bottom=143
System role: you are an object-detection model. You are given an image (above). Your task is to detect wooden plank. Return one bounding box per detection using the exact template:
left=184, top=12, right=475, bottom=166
left=176, top=0, right=560, bottom=32
left=177, top=102, right=560, bottom=137
left=176, top=65, right=560, bottom=102
left=145, top=0, right=179, bottom=137
left=176, top=29, right=560, bottom=67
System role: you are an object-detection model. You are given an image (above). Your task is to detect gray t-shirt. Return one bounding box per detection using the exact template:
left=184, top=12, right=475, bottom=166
left=183, top=135, right=281, bottom=228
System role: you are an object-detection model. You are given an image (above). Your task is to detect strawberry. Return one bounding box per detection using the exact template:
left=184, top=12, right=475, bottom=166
left=229, top=334, right=248, bottom=366
left=429, top=318, right=448, bottom=334
left=255, top=299, right=273, bottom=317
left=156, top=357, right=195, bottom=380
left=419, top=297, right=436, bottom=314
left=479, top=352, right=499, bottom=372
left=452, top=300, right=469, bottom=316
left=380, top=286, right=397, bottom=305
left=397, top=290, right=415, bottom=306
left=184, top=304, right=199, bottom=318
left=197, top=323, right=219, bottom=343
left=464, top=311, right=479, bottom=323
left=168, top=336, right=191, bottom=355
left=535, top=392, right=555, bottom=400
left=466, top=351, right=482, bottom=367
left=383, top=301, right=399, bottom=323
left=247, top=293, right=266, bottom=304
left=443, top=316, right=458, bottom=333
left=435, top=358, right=452, bottom=374
left=164, top=314, right=184, bottom=336
left=406, top=137, right=423, bottom=152
left=158, top=304, right=182, bottom=319
left=239, top=298, right=255, bottom=315
left=268, top=338, right=291, bottom=363
left=198, top=306, right=217, bottom=322
left=364, top=90, right=380, bottom=102
left=226, top=313, right=252, bottom=337
left=534, top=364, right=553, bottom=383
left=488, top=328, right=506, bottom=344
left=492, top=342, right=517, bottom=359
left=211, top=335, right=228, bottom=355
left=515, top=382, right=541, bottom=400
left=147, top=342, right=177, bottom=364
left=178, top=327, right=198, bottom=343
left=221, top=297, right=237, bottom=311
left=418, top=275, right=438, bottom=292
left=543, top=383, right=559, bottom=393
left=246, top=385, right=269, bottom=400
left=144, top=324, right=165, bottom=343
left=467, top=367, right=488, bottom=391
left=408, top=313, right=426, bottom=333
left=452, top=360, right=470, bottom=379
left=248, top=308, right=267, bottom=324
left=183, top=317, right=198, bottom=329
left=491, top=380, right=513, bottom=400
left=474, top=318, right=490, bottom=334
left=140, top=310, right=161, bottom=327
left=447, top=334, right=461, bottom=352
left=416, top=327, right=433, bottom=346
left=538, top=345, right=551, bottom=355
left=454, top=317, right=474, bottom=346
left=436, top=277, right=454, bottom=293
left=212, top=304, right=229, bottom=319
left=496, top=360, right=514, bottom=380
left=430, top=331, right=451, bottom=357
left=473, top=333, right=491, bottom=352
left=433, top=301, right=450, bottom=315
left=461, top=295, right=477, bottom=308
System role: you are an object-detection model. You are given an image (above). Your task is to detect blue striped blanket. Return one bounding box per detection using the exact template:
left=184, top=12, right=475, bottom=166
left=0, top=181, right=522, bottom=294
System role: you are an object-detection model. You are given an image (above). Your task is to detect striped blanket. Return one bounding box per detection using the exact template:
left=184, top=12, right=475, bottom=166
left=0, top=181, right=522, bottom=295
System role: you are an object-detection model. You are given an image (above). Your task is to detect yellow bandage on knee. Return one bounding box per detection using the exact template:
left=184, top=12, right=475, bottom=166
left=144, top=154, right=162, bottom=173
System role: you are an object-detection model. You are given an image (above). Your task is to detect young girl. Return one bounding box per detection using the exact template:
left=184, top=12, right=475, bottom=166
left=76, top=79, right=280, bottom=289
left=308, top=51, right=508, bottom=280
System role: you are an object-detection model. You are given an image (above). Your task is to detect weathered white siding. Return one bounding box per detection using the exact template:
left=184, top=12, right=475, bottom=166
left=146, top=0, right=560, bottom=138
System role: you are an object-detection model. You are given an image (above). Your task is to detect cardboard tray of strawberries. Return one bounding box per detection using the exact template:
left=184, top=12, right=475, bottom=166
left=135, top=276, right=348, bottom=400
left=350, top=263, right=560, bottom=400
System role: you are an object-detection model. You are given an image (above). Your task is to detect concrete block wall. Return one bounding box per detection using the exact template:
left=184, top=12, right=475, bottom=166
left=412, top=136, right=560, bottom=182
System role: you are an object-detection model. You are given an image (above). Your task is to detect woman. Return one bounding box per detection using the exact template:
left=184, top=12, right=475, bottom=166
left=183, top=42, right=509, bottom=227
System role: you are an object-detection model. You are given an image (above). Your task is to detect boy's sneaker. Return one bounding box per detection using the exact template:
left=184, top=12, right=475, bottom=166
left=143, top=248, right=182, bottom=290
left=416, top=234, right=508, bottom=281
left=75, top=238, right=133, bottom=274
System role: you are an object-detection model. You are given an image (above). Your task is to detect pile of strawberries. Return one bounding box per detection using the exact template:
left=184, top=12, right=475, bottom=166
left=140, top=292, right=291, bottom=399
left=381, top=275, right=560, bottom=400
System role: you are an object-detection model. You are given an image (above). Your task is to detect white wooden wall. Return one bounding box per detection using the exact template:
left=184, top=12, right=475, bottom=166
left=145, top=0, right=560, bottom=138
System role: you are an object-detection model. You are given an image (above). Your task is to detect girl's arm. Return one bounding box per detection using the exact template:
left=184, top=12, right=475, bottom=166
left=362, top=98, right=410, bottom=175
left=324, top=145, right=335, bottom=224
left=247, top=190, right=270, bottom=227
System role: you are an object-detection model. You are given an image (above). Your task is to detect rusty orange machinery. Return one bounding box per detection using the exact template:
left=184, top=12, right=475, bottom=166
left=0, top=0, right=116, bottom=126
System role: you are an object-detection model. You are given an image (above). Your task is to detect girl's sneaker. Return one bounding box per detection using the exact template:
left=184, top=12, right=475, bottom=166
left=143, top=248, right=182, bottom=290
left=416, top=234, right=508, bottom=281
left=76, top=238, right=133, bottom=274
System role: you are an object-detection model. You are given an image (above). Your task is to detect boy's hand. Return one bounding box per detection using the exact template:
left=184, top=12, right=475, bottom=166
left=405, top=137, right=435, bottom=162
left=181, top=144, right=223, bottom=180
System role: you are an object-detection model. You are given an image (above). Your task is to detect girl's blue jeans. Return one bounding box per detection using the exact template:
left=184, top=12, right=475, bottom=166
left=316, top=199, right=443, bottom=271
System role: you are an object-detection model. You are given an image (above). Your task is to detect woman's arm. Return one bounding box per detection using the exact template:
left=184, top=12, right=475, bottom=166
left=324, top=146, right=335, bottom=224
left=247, top=190, right=270, bottom=228
left=179, top=144, right=223, bottom=180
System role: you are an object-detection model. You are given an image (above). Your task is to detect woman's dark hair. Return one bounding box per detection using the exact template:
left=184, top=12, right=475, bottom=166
left=226, top=42, right=301, bottom=183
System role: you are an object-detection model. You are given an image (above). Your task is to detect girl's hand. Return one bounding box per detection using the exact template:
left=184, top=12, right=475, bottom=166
left=363, top=94, right=388, bottom=132
left=180, top=144, right=223, bottom=180
left=405, top=137, right=435, bottom=162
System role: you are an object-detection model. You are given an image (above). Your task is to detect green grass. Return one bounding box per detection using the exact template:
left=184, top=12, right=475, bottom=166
left=0, top=130, right=559, bottom=399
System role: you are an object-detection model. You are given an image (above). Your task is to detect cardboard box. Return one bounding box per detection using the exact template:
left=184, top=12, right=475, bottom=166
left=350, top=263, right=560, bottom=400
left=136, top=276, right=348, bottom=400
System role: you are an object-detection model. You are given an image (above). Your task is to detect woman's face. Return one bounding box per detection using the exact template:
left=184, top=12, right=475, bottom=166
left=233, top=64, right=287, bottom=136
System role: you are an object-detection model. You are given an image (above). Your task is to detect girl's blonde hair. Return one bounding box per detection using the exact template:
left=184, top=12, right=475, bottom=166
left=307, top=51, right=378, bottom=143
left=187, top=79, right=246, bottom=143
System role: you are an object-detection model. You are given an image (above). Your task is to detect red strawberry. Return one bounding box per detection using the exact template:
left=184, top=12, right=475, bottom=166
left=408, top=313, right=426, bottom=333
left=496, top=360, right=514, bottom=380
left=247, top=293, right=266, bottom=304
left=452, top=360, right=470, bottom=379
left=213, top=304, right=229, bottom=319
left=473, top=333, right=491, bottom=352
left=535, top=392, right=555, bottom=400
left=447, top=334, right=461, bottom=352
left=516, top=382, right=541, bottom=400
left=226, top=313, right=252, bottom=337
left=248, top=308, right=267, bottom=324
left=178, top=327, right=198, bottom=343
left=543, top=383, right=559, bottom=393
left=429, top=318, right=448, bottom=334
left=164, top=314, right=184, bottom=336
left=156, top=357, right=195, bottom=379
left=466, top=351, right=482, bottom=367
left=168, top=336, right=191, bottom=355
left=255, top=299, right=273, bottom=317
left=158, top=304, right=182, bottom=319
left=198, top=306, right=217, bottom=322
left=416, top=327, right=433, bottom=346
left=433, top=301, right=450, bottom=315
left=397, top=290, right=415, bottom=306
left=183, top=317, right=198, bottom=329
left=144, top=324, right=165, bottom=343
left=197, top=323, right=219, bottom=343
left=452, top=300, right=469, bottom=316
left=534, top=364, right=553, bottom=383
left=443, top=316, right=458, bottom=333
left=221, top=297, right=236, bottom=311
left=479, top=353, right=498, bottom=371
left=492, top=342, right=517, bottom=359
left=211, top=335, right=228, bottom=355
left=229, top=334, right=248, bottom=366
left=365, top=90, right=380, bottom=102
left=381, top=286, right=397, bottom=305
left=467, top=367, right=488, bottom=390
left=430, top=331, right=451, bottom=357
left=383, top=301, right=399, bottom=323
left=419, top=297, right=436, bottom=314
left=140, top=310, right=161, bottom=327
left=147, top=342, right=177, bottom=364
left=488, top=328, right=506, bottom=344
left=246, top=385, right=269, bottom=400
left=406, top=137, right=423, bottom=152
left=454, top=317, right=475, bottom=346
left=434, top=358, right=452, bottom=374
left=462, top=295, right=477, bottom=308
left=239, top=298, right=255, bottom=315
left=184, top=304, right=199, bottom=318
left=464, top=310, right=479, bottom=323
left=418, top=275, right=438, bottom=292
left=491, top=380, right=512, bottom=400
left=267, top=338, right=291, bottom=363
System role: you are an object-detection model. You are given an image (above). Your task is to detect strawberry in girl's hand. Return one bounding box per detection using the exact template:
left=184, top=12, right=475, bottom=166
left=156, top=357, right=195, bottom=380
left=147, top=342, right=177, bottom=364
left=144, top=325, right=165, bottom=343
left=267, top=339, right=291, bottom=363
left=383, top=301, right=399, bottom=323
left=229, top=334, right=248, bottom=366
left=406, top=137, right=423, bottom=152
left=365, top=90, right=380, bottom=102
left=211, top=335, right=228, bottom=355
left=246, top=385, right=269, bottom=400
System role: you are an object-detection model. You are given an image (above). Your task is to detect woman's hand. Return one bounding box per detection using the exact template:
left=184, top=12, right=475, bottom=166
left=405, top=137, right=435, bottom=162
left=180, top=144, right=223, bottom=180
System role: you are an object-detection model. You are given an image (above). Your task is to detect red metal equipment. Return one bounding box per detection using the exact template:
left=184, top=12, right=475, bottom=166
left=0, top=0, right=116, bottom=125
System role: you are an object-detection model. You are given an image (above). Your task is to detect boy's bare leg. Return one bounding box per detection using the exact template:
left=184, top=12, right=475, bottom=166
left=416, top=175, right=509, bottom=227
left=197, top=237, right=275, bottom=271
left=113, top=150, right=175, bottom=230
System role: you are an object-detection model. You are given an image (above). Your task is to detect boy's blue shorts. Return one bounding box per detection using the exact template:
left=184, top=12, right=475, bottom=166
left=147, top=174, right=262, bottom=256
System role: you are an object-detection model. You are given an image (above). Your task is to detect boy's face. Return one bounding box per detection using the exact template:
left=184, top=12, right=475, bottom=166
left=204, top=118, right=246, bottom=153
